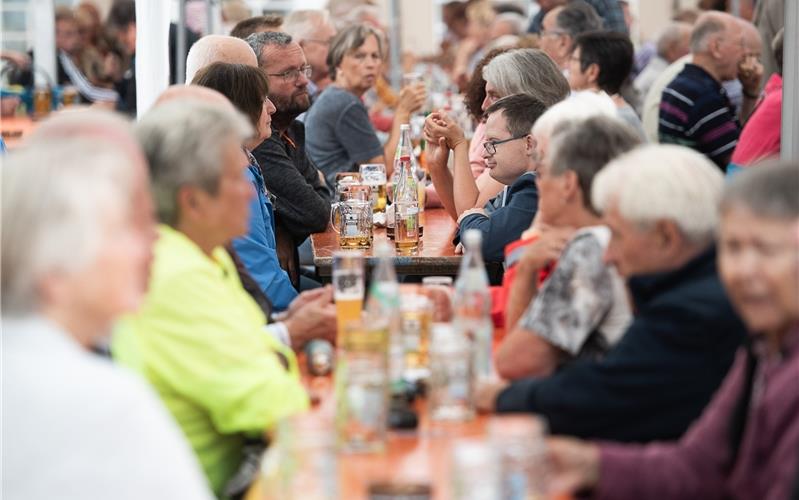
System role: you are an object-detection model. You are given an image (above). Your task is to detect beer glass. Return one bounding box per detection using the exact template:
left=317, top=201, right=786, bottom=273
left=332, top=251, right=365, bottom=340
left=399, top=293, right=432, bottom=370
left=261, top=413, right=339, bottom=499
left=335, top=173, right=362, bottom=202
left=330, top=200, right=373, bottom=249
left=421, top=276, right=454, bottom=323
left=335, top=316, right=389, bottom=453
left=359, top=163, right=388, bottom=214
left=488, top=416, right=549, bottom=499
left=428, top=324, right=475, bottom=422
left=402, top=72, right=428, bottom=139
left=451, top=439, right=500, bottom=500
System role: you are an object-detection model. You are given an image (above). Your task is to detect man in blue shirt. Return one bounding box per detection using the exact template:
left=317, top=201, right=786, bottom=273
left=426, top=94, right=546, bottom=264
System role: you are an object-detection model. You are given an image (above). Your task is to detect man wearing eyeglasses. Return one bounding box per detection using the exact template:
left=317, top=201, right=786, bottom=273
left=426, top=93, right=547, bottom=264
left=246, top=31, right=332, bottom=291
left=538, top=1, right=603, bottom=70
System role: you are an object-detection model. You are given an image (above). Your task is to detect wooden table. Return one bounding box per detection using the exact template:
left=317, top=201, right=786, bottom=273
left=311, top=208, right=462, bottom=278
left=245, top=377, right=498, bottom=500
left=0, top=115, right=35, bottom=149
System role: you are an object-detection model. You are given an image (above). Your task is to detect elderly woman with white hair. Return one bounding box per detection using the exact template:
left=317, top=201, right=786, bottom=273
left=424, top=48, right=570, bottom=221
left=478, top=145, right=747, bottom=444
left=546, top=160, right=799, bottom=500
left=2, top=138, right=212, bottom=499
left=112, top=100, right=309, bottom=498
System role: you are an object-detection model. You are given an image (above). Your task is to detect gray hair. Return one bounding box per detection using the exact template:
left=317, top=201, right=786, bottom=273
left=494, top=12, right=527, bottom=36
left=532, top=90, right=616, bottom=141
left=135, top=100, right=253, bottom=226
left=656, top=22, right=691, bottom=59
left=592, top=144, right=724, bottom=244
left=721, top=161, right=799, bottom=219
left=556, top=0, right=603, bottom=38
left=245, top=31, right=293, bottom=67
left=283, top=9, right=330, bottom=41
left=548, top=116, right=641, bottom=213
left=327, top=24, right=383, bottom=81
left=2, top=141, right=134, bottom=314
left=690, top=12, right=728, bottom=54
left=482, top=48, right=570, bottom=107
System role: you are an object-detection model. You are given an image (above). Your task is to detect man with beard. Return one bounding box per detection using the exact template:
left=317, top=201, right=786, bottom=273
left=247, top=32, right=332, bottom=288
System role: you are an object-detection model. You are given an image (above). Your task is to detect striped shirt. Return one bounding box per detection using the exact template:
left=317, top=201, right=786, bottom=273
left=658, top=64, right=740, bottom=170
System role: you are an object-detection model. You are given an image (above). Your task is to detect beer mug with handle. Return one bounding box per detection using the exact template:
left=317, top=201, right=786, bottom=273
left=330, top=199, right=373, bottom=249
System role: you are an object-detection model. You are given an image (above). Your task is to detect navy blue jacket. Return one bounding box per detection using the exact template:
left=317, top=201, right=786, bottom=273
left=496, top=247, right=746, bottom=443
left=457, top=171, right=539, bottom=263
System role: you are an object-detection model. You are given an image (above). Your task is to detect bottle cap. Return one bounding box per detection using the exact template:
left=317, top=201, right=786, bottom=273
left=400, top=123, right=411, bottom=130
left=463, top=229, right=482, bottom=249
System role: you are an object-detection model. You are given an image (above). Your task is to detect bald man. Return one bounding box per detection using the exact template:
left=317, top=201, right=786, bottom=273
left=657, top=12, right=762, bottom=169
left=154, top=83, right=234, bottom=108
left=642, top=17, right=762, bottom=143
left=634, top=22, right=692, bottom=101
left=184, top=34, right=257, bottom=82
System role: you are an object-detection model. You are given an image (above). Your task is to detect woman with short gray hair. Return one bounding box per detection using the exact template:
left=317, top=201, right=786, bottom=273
left=113, top=100, right=311, bottom=497
left=2, top=140, right=214, bottom=500
left=305, top=23, right=426, bottom=186
left=423, top=47, right=569, bottom=220
left=483, top=48, right=571, bottom=109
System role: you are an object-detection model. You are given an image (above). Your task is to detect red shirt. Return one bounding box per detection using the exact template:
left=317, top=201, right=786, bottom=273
left=731, top=74, right=782, bottom=166
left=490, top=236, right=554, bottom=329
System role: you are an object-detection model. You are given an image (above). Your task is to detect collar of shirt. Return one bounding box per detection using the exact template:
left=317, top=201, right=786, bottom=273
left=682, top=63, right=724, bottom=92
left=157, top=224, right=235, bottom=281
left=627, top=245, right=717, bottom=307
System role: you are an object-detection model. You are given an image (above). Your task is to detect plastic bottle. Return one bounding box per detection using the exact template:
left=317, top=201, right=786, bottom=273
left=364, top=241, right=403, bottom=393
left=453, top=229, right=493, bottom=378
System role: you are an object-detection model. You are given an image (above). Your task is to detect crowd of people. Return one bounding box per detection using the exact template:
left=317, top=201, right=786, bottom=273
left=2, top=0, right=797, bottom=499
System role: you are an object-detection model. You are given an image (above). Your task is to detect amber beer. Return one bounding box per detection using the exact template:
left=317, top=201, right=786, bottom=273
left=332, top=251, right=365, bottom=340
left=339, top=233, right=371, bottom=249
left=61, top=86, right=79, bottom=106
left=394, top=201, right=420, bottom=253
left=33, top=86, right=52, bottom=120
left=364, top=181, right=387, bottom=213
left=331, top=200, right=372, bottom=249
left=335, top=290, right=364, bottom=339
left=400, top=294, right=433, bottom=369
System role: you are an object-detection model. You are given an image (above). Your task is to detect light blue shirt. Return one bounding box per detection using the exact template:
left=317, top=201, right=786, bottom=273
left=232, top=154, right=297, bottom=311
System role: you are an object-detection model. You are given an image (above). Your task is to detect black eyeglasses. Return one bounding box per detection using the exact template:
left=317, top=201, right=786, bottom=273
left=267, top=65, right=313, bottom=83
left=483, top=135, right=527, bottom=155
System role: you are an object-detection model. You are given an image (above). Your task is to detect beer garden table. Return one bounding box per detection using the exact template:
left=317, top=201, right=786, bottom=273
left=311, top=207, right=462, bottom=278
left=245, top=374, right=492, bottom=500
